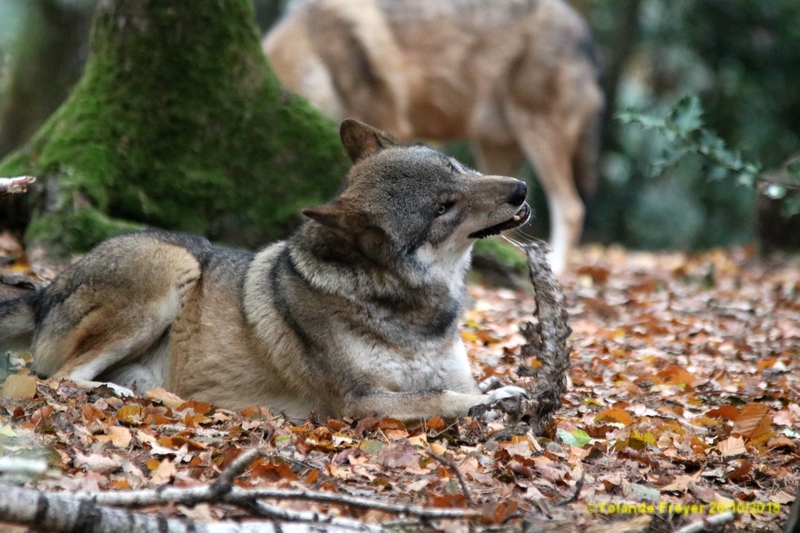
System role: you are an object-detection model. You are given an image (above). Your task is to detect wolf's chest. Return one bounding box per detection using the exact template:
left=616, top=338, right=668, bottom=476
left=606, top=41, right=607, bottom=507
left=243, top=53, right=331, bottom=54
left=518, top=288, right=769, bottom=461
left=348, top=335, right=476, bottom=394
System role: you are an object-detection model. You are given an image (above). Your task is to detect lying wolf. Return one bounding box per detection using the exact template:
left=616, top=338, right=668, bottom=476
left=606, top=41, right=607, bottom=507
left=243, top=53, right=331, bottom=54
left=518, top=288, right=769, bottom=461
left=263, top=0, right=604, bottom=275
left=0, top=120, right=529, bottom=420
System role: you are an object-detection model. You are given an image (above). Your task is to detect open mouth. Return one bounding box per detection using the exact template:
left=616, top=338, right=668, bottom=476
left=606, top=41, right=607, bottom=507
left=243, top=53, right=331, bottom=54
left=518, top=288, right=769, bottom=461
left=468, top=202, right=531, bottom=239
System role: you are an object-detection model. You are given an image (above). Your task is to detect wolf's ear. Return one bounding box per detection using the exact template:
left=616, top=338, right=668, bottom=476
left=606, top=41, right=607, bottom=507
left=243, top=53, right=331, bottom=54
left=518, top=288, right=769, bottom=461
left=340, top=119, right=398, bottom=163
left=302, top=202, right=346, bottom=230
left=302, top=201, right=367, bottom=233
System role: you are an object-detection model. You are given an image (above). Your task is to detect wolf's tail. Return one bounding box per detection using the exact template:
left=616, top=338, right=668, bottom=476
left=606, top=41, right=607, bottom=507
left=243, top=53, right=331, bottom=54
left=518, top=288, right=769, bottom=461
left=572, top=108, right=602, bottom=203
left=0, top=293, right=36, bottom=352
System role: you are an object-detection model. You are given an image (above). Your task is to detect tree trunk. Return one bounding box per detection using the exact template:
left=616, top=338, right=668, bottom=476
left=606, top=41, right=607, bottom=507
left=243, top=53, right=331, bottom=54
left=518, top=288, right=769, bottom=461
left=0, top=0, right=348, bottom=256
left=0, top=0, right=93, bottom=239
left=0, top=0, right=92, bottom=159
left=599, top=0, right=642, bottom=152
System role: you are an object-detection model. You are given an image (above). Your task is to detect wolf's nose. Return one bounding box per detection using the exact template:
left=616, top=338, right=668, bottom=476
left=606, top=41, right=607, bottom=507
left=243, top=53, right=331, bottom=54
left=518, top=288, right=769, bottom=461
left=510, top=180, right=527, bottom=206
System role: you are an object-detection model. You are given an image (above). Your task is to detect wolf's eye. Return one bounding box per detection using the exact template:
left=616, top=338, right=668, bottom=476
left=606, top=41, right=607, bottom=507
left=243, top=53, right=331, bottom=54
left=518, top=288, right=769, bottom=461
left=447, top=161, right=459, bottom=173
left=436, top=202, right=454, bottom=216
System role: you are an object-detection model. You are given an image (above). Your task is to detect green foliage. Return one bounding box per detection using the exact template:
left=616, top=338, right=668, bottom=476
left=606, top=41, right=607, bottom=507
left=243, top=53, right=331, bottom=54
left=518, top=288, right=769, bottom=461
left=618, top=96, right=760, bottom=187
left=582, top=0, right=800, bottom=250
left=0, top=0, right=349, bottom=256
left=619, top=96, right=800, bottom=218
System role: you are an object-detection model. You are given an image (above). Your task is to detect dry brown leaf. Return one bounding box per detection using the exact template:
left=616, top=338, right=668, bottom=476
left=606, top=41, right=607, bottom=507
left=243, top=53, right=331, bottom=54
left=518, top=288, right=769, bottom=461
left=732, top=403, right=772, bottom=442
left=594, top=407, right=634, bottom=426
left=116, top=404, right=144, bottom=425
left=0, top=374, right=37, bottom=399
left=150, top=458, right=176, bottom=485
left=103, top=426, right=133, bottom=448
left=74, top=453, right=121, bottom=475
left=146, top=386, right=185, bottom=410
left=717, top=436, right=746, bottom=457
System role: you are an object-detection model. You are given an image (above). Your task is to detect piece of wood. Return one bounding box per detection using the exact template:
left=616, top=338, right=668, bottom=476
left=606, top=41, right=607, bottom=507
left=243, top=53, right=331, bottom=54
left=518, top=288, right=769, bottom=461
left=0, top=176, right=35, bottom=196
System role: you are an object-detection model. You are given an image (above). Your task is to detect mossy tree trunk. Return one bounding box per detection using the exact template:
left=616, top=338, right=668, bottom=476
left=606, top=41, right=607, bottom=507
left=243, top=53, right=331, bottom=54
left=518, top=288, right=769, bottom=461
left=0, top=0, right=348, bottom=256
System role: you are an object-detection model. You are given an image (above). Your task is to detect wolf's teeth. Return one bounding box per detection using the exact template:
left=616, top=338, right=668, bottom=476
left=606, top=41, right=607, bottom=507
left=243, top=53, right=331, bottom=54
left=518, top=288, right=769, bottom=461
left=513, top=215, right=521, bottom=221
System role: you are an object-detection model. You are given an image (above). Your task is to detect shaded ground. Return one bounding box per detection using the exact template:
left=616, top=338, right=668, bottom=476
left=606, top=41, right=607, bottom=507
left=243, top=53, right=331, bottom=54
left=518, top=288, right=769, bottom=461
left=0, top=238, right=798, bottom=532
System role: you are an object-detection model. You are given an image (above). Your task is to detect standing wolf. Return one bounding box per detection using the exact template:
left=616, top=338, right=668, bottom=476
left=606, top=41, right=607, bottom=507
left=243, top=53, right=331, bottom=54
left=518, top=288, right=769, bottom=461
left=0, top=120, right=529, bottom=420
left=263, top=0, right=604, bottom=275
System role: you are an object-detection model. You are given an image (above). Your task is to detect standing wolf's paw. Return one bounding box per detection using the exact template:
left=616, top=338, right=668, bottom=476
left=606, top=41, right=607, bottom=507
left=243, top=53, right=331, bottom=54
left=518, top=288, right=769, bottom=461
left=485, top=385, right=528, bottom=402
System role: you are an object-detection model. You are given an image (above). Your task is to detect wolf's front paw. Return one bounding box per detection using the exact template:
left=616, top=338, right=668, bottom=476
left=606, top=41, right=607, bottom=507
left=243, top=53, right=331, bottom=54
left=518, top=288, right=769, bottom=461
left=70, top=378, right=136, bottom=398
left=478, top=376, right=502, bottom=393
left=486, top=385, right=528, bottom=402
left=103, top=382, right=136, bottom=398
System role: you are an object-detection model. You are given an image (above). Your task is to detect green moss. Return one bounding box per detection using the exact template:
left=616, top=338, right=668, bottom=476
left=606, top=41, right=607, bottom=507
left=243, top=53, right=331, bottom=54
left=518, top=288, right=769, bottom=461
left=472, top=238, right=528, bottom=273
left=27, top=207, right=142, bottom=256
left=0, top=0, right=349, bottom=255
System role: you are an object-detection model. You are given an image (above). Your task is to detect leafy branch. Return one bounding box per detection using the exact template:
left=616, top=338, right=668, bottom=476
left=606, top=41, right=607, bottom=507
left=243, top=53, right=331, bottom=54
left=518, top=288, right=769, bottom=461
left=618, top=96, right=800, bottom=214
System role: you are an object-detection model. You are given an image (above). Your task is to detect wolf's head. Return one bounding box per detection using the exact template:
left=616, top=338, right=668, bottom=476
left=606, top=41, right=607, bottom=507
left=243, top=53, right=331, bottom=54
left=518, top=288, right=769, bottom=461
left=303, top=119, right=530, bottom=280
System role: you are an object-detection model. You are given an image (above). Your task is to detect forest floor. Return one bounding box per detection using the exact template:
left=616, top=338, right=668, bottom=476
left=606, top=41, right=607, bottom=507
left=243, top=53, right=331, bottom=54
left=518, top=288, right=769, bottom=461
left=0, top=235, right=798, bottom=532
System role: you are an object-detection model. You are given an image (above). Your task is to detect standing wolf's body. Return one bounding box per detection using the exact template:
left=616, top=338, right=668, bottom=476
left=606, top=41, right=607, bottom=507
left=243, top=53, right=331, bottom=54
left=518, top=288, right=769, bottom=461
left=0, top=120, right=528, bottom=420
left=263, top=0, right=604, bottom=275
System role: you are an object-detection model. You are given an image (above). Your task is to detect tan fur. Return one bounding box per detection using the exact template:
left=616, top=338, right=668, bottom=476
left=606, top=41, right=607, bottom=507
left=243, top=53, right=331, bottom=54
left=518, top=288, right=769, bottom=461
left=264, top=0, right=604, bottom=274
left=0, top=120, right=529, bottom=421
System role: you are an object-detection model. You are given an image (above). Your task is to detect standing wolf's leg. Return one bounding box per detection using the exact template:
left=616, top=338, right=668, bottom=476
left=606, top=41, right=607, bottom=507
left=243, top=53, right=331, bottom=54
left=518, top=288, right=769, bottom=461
left=506, top=111, right=583, bottom=276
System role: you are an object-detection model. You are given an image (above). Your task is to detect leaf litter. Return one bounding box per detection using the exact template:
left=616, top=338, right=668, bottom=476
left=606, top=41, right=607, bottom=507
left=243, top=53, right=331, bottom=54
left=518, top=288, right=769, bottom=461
left=0, top=240, right=798, bottom=532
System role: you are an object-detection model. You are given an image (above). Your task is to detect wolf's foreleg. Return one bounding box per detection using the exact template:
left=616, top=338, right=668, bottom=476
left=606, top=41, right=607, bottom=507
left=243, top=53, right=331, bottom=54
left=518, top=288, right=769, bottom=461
left=343, top=387, right=527, bottom=421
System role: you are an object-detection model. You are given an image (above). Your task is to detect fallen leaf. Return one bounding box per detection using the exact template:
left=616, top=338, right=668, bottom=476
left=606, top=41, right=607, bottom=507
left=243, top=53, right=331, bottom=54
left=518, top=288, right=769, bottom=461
left=0, top=374, right=37, bottom=399
left=74, top=453, right=121, bottom=475
left=150, top=459, right=176, bottom=485
left=116, top=404, right=144, bottom=425
left=732, top=403, right=771, bottom=442
left=146, top=387, right=185, bottom=410
left=594, top=407, right=634, bottom=426
left=717, top=436, right=746, bottom=458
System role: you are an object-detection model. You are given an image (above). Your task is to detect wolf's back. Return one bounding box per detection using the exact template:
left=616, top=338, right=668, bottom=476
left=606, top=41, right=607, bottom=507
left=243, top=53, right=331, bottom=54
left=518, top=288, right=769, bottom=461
left=0, top=292, right=36, bottom=352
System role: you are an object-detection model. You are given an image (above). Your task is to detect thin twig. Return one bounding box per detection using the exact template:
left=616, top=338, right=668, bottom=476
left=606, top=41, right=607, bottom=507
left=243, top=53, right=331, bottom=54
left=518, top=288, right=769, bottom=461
left=674, top=511, right=735, bottom=533
left=556, top=469, right=585, bottom=506
left=250, top=500, right=382, bottom=532
left=424, top=450, right=475, bottom=506
left=209, top=448, right=263, bottom=498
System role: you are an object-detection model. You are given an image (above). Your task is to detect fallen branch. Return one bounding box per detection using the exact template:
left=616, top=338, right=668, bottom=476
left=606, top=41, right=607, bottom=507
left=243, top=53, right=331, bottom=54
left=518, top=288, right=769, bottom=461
left=0, top=176, right=36, bottom=196
left=785, top=484, right=799, bottom=533
left=519, top=240, right=572, bottom=411
left=674, top=511, right=735, bottom=533
left=0, top=483, right=372, bottom=533
left=81, top=485, right=478, bottom=520
left=246, top=500, right=382, bottom=532
left=485, top=238, right=572, bottom=433
left=0, top=439, right=479, bottom=533
left=198, top=450, right=383, bottom=531
left=0, top=457, right=48, bottom=478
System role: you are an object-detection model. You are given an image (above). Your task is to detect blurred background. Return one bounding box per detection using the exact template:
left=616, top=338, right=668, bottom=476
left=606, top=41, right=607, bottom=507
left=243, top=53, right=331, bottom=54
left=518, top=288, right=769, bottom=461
left=1, top=0, right=798, bottom=252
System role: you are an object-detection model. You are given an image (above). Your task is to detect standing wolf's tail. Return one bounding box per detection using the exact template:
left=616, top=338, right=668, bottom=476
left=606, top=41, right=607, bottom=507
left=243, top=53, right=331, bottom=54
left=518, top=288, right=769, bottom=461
left=573, top=105, right=602, bottom=203
left=0, top=293, right=36, bottom=352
